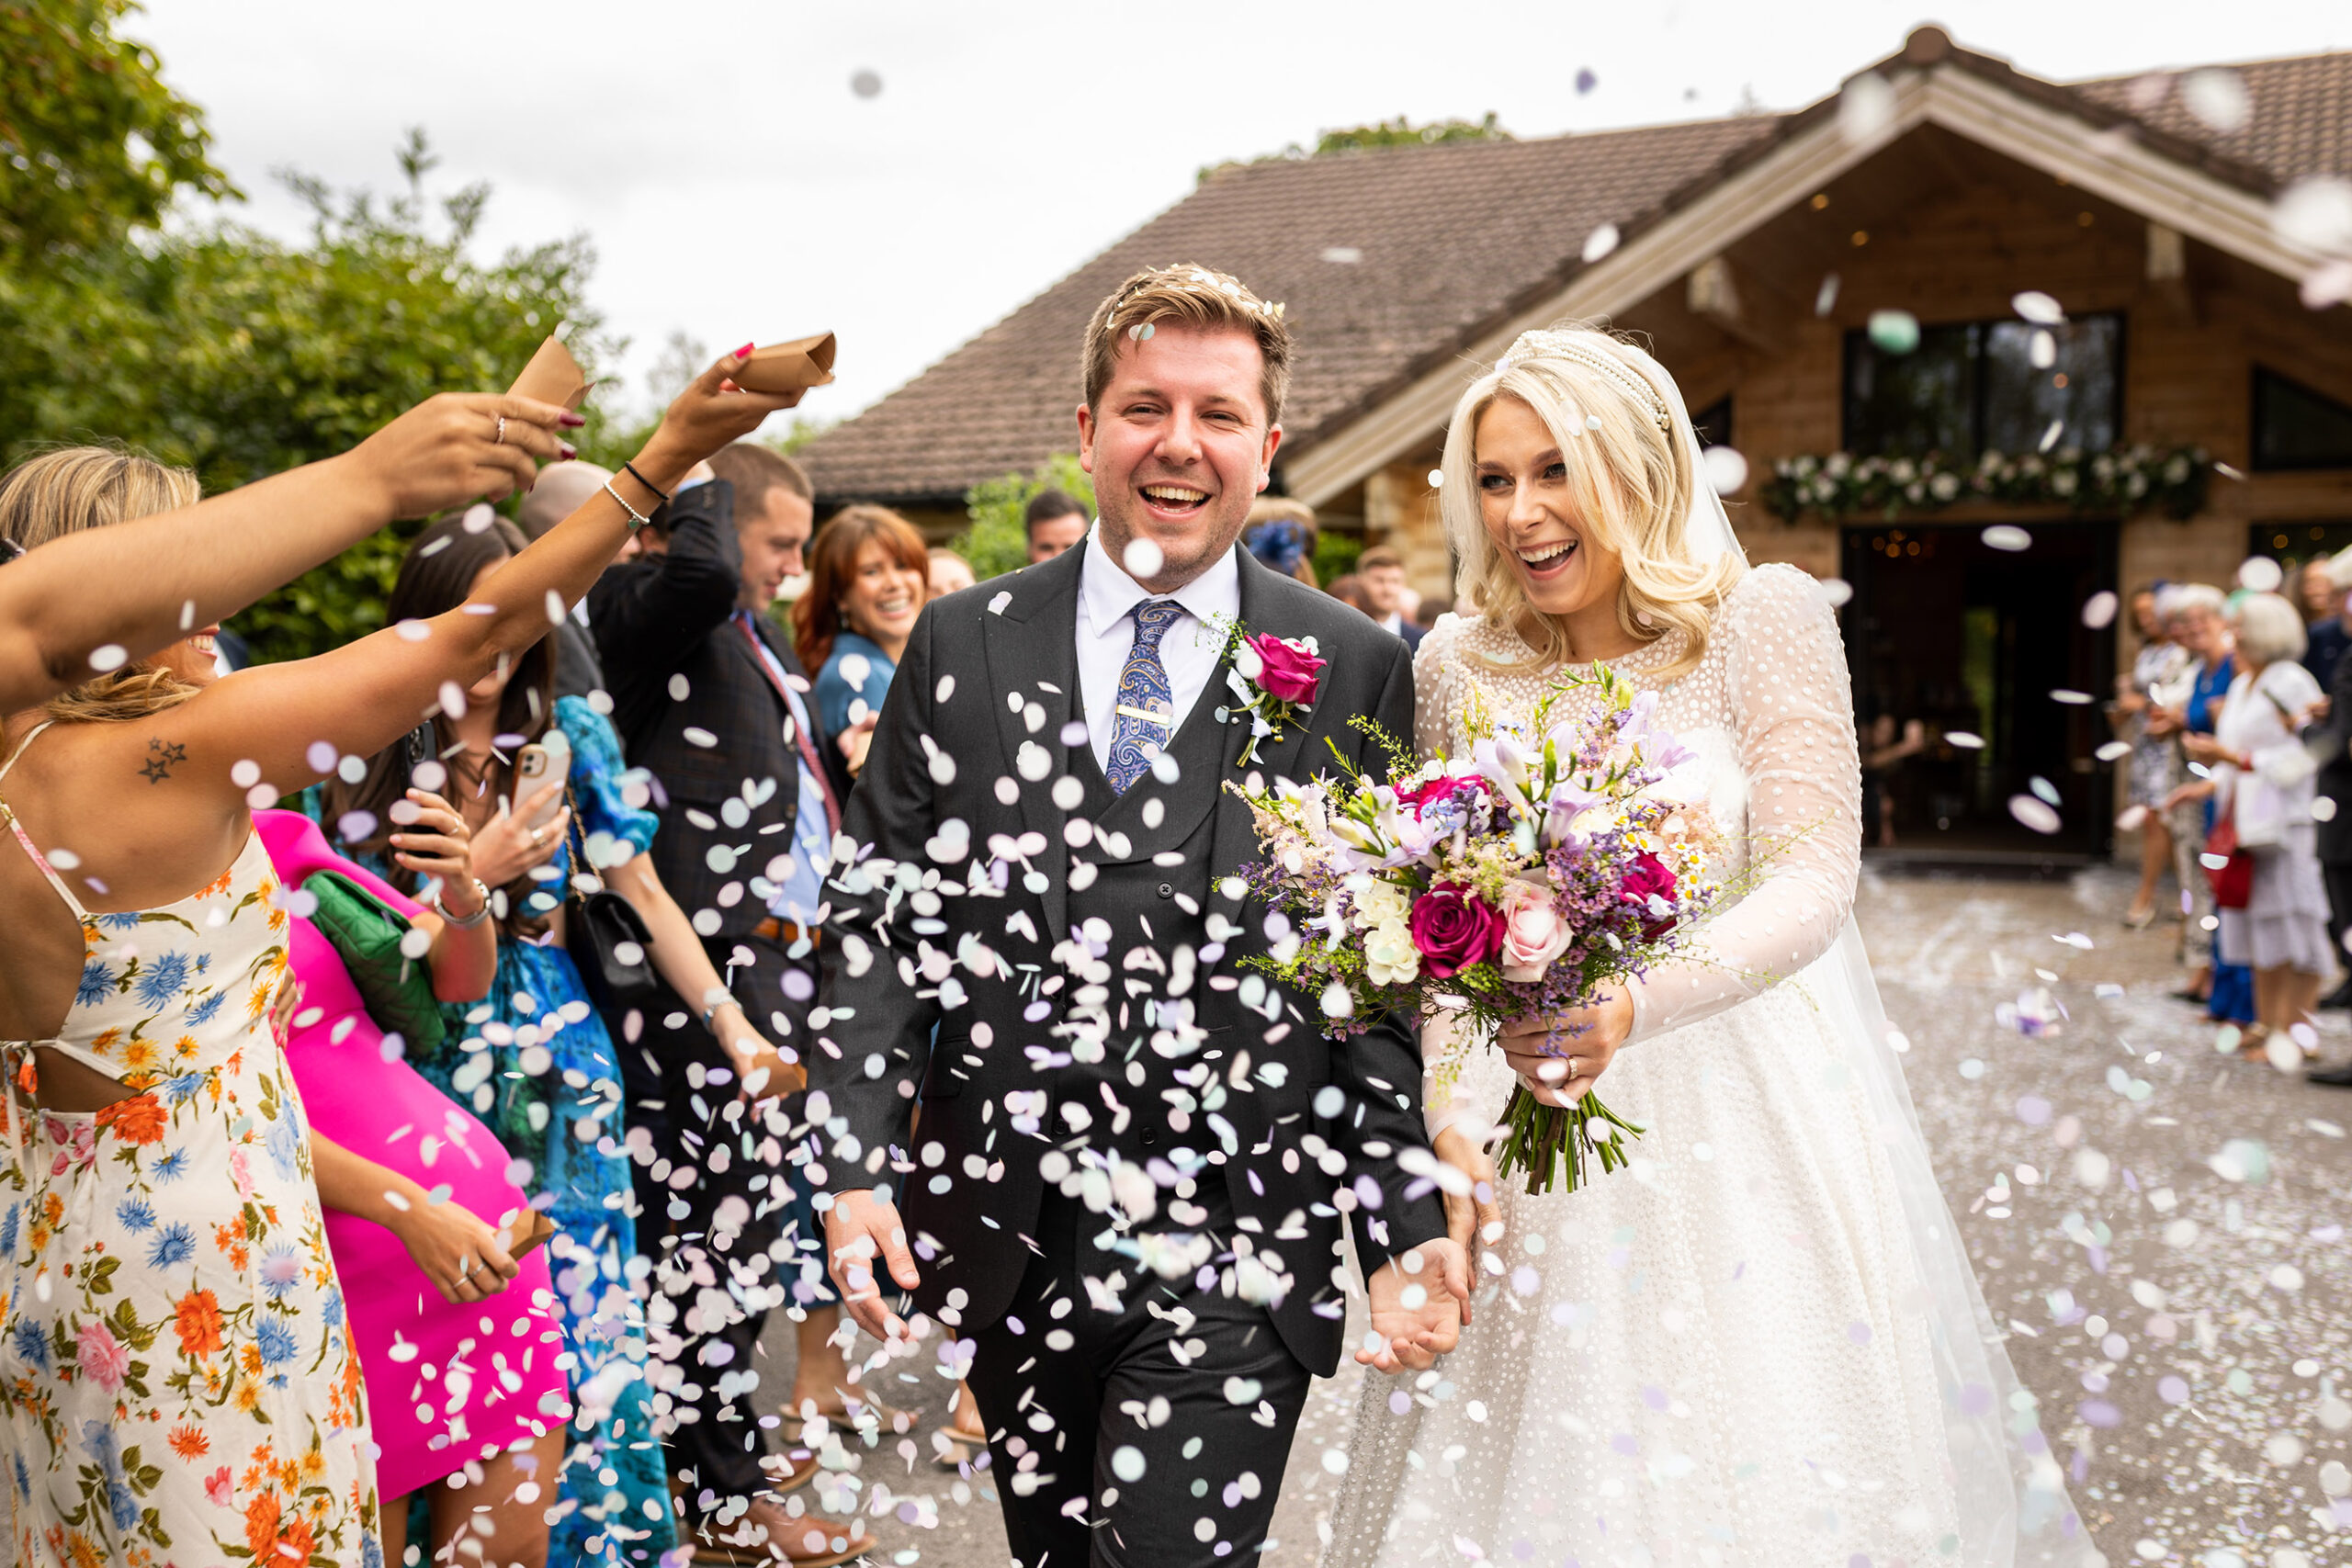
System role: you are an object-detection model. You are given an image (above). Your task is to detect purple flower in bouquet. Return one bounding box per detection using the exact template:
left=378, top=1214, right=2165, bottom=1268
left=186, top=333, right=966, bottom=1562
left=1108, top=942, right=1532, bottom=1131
left=1407, top=881, right=1504, bottom=979
left=1542, top=780, right=1604, bottom=848
left=1245, top=632, right=1325, bottom=704
left=1621, top=850, right=1679, bottom=938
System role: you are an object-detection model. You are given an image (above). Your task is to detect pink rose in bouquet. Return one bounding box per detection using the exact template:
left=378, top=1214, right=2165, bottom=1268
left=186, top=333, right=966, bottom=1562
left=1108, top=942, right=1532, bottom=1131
left=1621, top=850, right=1679, bottom=938
left=1246, top=633, right=1325, bottom=704
left=1498, top=877, right=1574, bottom=983
left=1408, top=881, right=1503, bottom=978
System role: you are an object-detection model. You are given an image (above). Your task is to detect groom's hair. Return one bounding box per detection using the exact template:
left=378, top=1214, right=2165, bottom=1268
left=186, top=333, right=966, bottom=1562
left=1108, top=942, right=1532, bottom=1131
left=1081, top=264, right=1294, bottom=427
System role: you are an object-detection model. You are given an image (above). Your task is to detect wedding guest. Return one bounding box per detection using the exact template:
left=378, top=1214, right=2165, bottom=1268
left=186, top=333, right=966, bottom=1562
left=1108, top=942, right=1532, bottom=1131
left=257, top=806, right=574, bottom=1568
left=1024, top=488, right=1088, bottom=563
left=0, top=352, right=773, bottom=1567
left=2315, top=549, right=2352, bottom=1014
left=796, top=503, right=929, bottom=745
left=1356, top=545, right=1425, bottom=650
left=1325, top=571, right=1367, bottom=611
left=322, top=509, right=808, bottom=1564
left=2113, top=584, right=2189, bottom=928
left=517, top=459, right=618, bottom=699
left=584, top=442, right=880, bottom=1566
left=0, top=393, right=556, bottom=712
left=2151, top=583, right=2253, bottom=1022
left=2174, top=593, right=2333, bottom=1055
left=1860, top=711, right=1929, bottom=847
left=1243, top=494, right=1319, bottom=583
left=928, top=546, right=977, bottom=600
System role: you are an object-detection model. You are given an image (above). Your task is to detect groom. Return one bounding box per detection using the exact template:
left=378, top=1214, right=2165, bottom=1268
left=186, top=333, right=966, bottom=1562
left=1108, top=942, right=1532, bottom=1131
left=813, top=264, right=1467, bottom=1565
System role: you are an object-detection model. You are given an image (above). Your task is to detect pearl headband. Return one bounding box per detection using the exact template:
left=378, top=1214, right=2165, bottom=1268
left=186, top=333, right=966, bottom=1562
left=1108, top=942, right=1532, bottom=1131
left=1496, top=329, right=1674, bottom=433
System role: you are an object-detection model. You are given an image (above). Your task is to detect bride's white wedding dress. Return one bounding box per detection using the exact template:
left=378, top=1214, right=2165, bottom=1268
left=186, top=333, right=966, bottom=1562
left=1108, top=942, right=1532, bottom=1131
left=1322, top=565, right=2097, bottom=1568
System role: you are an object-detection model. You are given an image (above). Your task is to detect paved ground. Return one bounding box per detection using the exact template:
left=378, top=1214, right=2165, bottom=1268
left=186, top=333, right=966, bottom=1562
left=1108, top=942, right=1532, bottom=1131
left=754, top=863, right=2352, bottom=1567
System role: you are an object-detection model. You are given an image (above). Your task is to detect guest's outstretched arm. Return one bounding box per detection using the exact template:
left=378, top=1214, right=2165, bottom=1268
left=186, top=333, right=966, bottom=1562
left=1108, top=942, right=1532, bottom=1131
left=0, top=389, right=575, bottom=712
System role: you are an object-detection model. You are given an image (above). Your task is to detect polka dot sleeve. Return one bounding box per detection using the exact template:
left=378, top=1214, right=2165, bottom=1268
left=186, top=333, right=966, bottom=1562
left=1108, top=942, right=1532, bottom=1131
left=1627, top=564, right=1863, bottom=1041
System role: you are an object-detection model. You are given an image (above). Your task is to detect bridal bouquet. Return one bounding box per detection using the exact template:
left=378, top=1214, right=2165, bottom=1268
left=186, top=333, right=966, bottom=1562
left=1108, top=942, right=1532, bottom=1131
left=1232, top=667, right=1723, bottom=1194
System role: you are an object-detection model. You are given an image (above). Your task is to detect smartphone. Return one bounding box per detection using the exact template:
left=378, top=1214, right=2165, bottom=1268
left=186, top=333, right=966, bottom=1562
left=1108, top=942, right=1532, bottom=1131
left=514, top=728, right=571, bottom=829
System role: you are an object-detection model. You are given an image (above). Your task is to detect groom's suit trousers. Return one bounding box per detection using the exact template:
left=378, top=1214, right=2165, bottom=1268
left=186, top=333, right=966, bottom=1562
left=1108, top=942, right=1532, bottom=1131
left=963, top=1189, right=1312, bottom=1568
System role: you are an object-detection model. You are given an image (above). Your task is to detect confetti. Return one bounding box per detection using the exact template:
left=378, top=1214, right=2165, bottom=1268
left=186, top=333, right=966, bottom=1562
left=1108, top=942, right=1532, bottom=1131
left=2007, top=795, right=2061, bottom=834
left=2011, top=290, right=2066, bottom=324
left=1866, top=309, right=1919, bottom=355
left=2048, top=689, right=2092, bottom=705
left=2235, top=556, right=2284, bottom=592
left=1575, top=67, right=1598, bottom=95
left=1700, top=446, right=1748, bottom=494
left=1426, top=468, right=1445, bottom=488
left=1581, top=223, right=1621, bottom=264
left=1945, top=730, right=1984, bottom=749
left=1320, top=246, right=1363, bottom=265
left=850, top=68, right=883, bottom=98
left=1838, top=72, right=1896, bottom=144
left=88, top=643, right=128, bottom=671
left=2181, top=67, right=2250, bottom=133
left=1982, top=525, right=2032, bottom=552
left=1123, top=538, right=1165, bottom=580
left=2080, top=590, right=2119, bottom=628
left=1814, top=273, right=1841, bottom=317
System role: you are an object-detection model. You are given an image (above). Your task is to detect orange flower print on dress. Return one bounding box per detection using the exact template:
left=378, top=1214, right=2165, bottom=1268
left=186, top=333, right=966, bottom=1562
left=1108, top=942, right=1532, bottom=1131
left=96, top=1092, right=167, bottom=1145
left=243, top=1489, right=281, bottom=1561
left=168, top=1423, right=210, bottom=1459
left=175, top=1289, right=225, bottom=1359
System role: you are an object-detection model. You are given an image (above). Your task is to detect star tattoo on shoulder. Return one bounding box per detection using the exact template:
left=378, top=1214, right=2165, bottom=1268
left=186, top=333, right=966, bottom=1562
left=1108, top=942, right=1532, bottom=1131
left=141, top=738, right=187, bottom=784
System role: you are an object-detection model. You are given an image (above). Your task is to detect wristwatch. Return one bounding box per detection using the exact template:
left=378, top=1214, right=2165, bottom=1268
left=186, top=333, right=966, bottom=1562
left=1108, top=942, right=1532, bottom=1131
left=437, top=878, right=493, bottom=929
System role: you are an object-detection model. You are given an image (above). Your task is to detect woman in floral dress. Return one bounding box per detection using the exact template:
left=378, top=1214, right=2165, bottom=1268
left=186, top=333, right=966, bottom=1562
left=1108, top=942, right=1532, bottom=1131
left=0, top=355, right=797, bottom=1565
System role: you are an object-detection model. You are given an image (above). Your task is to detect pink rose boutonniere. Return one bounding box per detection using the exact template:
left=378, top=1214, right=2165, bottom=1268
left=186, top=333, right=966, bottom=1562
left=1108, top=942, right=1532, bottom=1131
left=1223, top=626, right=1327, bottom=766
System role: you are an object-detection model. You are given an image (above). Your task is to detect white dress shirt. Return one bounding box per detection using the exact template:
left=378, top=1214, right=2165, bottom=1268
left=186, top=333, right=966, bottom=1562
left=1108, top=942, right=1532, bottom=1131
left=1378, top=610, right=1405, bottom=637
left=1074, top=526, right=1239, bottom=776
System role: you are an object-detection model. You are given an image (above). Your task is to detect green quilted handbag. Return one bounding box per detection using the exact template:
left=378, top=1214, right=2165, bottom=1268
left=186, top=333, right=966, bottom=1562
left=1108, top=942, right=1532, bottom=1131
left=301, top=870, right=447, bottom=1055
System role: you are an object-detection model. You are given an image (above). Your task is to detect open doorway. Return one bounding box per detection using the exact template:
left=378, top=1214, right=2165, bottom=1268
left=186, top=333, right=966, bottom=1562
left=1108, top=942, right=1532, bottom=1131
left=1839, top=520, right=2119, bottom=862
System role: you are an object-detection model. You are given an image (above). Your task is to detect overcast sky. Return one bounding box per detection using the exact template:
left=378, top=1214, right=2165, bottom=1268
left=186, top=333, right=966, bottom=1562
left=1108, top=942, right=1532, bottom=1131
left=138, top=0, right=2346, bottom=424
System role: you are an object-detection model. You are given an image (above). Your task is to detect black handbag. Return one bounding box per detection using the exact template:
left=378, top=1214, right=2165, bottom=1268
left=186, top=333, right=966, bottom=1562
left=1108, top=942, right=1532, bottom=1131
left=559, top=783, right=662, bottom=1014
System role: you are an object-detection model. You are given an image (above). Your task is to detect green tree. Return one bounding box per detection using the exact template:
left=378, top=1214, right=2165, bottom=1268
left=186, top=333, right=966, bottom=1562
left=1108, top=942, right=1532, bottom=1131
left=956, top=454, right=1093, bottom=581
left=1202, top=113, right=1510, bottom=184
left=0, top=131, right=611, bottom=662
left=0, top=0, right=236, bottom=269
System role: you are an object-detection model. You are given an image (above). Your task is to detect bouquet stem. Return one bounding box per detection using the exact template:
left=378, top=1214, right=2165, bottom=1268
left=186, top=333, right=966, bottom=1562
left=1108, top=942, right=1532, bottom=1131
left=1492, top=1085, right=1643, bottom=1196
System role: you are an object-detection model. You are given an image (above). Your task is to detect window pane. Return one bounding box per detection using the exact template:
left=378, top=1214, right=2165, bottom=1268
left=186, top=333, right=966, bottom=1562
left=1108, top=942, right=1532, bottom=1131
left=1984, top=317, right=2120, bottom=456
left=1843, top=322, right=1975, bottom=457
left=2253, top=367, right=2352, bottom=469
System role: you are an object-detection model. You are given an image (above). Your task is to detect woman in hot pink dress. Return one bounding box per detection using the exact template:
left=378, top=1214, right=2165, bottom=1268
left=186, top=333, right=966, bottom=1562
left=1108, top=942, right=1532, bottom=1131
left=257, top=809, right=571, bottom=1562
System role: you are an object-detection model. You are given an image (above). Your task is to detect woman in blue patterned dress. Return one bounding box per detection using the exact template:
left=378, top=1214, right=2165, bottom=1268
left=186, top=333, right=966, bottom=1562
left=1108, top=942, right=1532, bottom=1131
left=314, top=513, right=805, bottom=1564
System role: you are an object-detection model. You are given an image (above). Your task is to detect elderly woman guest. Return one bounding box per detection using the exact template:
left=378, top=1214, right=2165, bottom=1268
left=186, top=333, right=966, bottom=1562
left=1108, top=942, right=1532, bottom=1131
left=2168, top=592, right=2334, bottom=1055
left=794, top=503, right=930, bottom=749
left=2113, top=585, right=2189, bottom=928
left=2146, top=583, right=2253, bottom=1021
left=0, top=353, right=787, bottom=1567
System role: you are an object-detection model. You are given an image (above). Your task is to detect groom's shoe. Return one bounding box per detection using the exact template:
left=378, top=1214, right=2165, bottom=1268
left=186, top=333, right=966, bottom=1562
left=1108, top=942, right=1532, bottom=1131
left=2308, top=1060, right=2352, bottom=1087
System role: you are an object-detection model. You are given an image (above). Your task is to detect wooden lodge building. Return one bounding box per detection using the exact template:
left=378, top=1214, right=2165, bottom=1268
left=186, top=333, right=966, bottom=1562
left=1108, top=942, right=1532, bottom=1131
left=800, top=27, right=2352, bottom=861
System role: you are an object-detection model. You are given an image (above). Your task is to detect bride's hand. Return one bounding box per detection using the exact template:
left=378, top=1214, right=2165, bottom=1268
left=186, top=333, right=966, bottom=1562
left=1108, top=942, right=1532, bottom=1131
left=1499, top=989, right=1633, bottom=1108
left=1432, top=1122, right=1503, bottom=1260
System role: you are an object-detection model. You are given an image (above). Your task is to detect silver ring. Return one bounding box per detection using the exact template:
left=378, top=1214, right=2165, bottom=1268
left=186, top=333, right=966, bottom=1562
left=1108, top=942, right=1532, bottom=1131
left=530, top=826, right=545, bottom=847
left=493, top=415, right=508, bottom=446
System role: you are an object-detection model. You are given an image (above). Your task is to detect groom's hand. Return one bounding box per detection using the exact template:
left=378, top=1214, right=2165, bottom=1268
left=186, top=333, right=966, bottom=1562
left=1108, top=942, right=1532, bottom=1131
left=1357, top=1238, right=1470, bottom=1373
left=1500, top=988, right=1634, bottom=1108
left=825, top=1187, right=921, bottom=1342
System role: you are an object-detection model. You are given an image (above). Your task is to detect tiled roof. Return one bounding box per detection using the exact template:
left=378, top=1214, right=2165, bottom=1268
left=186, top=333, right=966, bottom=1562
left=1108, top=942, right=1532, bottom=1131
left=2071, top=51, right=2352, bottom=191
left=800, top=38, right=2352, bottom=508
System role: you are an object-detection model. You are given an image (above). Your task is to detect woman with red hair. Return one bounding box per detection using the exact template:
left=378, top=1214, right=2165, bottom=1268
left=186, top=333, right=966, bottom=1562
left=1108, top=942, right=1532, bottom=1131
left=793, top=504, right=930, bottom=767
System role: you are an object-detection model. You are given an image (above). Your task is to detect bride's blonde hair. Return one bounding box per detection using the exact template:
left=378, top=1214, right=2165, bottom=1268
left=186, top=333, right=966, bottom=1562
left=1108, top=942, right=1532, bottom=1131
left=0, top=445, right=206, bottom=724
left=1438, top=325, right=1742, bottom=679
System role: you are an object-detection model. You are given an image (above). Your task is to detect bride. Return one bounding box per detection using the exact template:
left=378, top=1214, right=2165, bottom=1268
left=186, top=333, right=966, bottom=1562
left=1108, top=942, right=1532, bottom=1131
left=1321, top=328, right=2098, bottom=1567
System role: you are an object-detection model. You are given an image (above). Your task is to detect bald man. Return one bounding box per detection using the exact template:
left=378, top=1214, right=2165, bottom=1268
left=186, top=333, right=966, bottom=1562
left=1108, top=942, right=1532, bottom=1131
left=516, top=460, right=613, bottom=698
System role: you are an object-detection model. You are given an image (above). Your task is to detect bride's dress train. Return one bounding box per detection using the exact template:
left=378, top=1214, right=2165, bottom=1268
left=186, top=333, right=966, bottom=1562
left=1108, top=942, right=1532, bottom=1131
left=1322, top=566, right=2096, bottom=1568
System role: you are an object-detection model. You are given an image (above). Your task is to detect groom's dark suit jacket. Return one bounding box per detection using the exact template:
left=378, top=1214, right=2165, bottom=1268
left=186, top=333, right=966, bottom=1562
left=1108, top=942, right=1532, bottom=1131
left=812, top=541, right=1445, bottom=1376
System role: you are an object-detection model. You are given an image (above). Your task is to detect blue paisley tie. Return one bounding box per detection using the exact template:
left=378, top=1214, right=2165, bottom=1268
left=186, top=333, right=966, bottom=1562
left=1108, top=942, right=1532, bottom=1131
left=1104, top=600, right=1183, bottom=795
